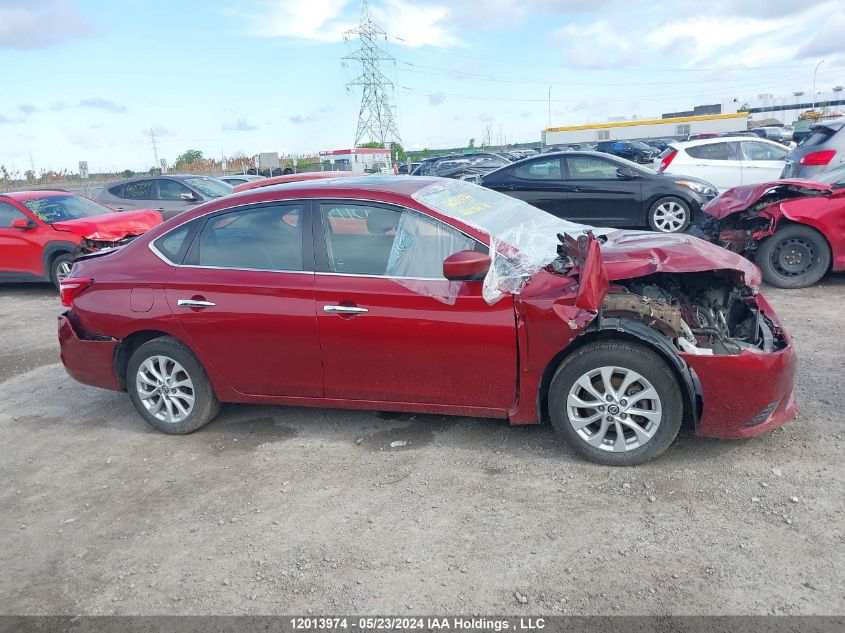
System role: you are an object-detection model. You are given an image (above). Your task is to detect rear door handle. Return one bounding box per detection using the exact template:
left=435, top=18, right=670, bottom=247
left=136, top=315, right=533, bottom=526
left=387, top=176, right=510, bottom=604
left=177, top=299, right=216, bottom=308
left=323, top=305, right=368, bottom=314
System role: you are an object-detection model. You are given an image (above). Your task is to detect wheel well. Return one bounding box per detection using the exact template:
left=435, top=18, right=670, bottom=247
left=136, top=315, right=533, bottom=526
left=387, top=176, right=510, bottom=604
left=772, top=219, right=834, bottom=270
left=537, top=326, right=699, bottom=429
left=114, top=330, right=171, bottom=389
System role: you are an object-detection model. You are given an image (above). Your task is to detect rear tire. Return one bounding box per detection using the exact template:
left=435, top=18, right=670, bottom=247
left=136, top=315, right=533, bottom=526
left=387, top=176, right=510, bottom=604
left=647, top=196, right=690, bottom=233
left=50, top=253, right=74, bottom=289
left=548, top=340, right=683, bottom=466
left=126, top=336, right=220, bottom=434
left=756, top=224, right=830, bottom=289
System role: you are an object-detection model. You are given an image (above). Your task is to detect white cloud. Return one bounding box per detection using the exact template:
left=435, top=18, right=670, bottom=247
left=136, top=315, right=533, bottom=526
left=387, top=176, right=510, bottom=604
left=232, top=0, right=353, bottom=42
left=223, top=119, right=259, bottom=131
left=0, top=0, right=96, bottom=49
left=796, top=11, right=845, bottom=58
left=552, top=20, right=631, bottom=70
left=374, top=1, right=455, bottom=47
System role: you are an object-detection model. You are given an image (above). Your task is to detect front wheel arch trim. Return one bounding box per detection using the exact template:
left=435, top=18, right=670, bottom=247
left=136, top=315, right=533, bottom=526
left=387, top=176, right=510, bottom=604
left=41, top=241, right=79, bottom=278
left=538, top=316, right=701, bottom=429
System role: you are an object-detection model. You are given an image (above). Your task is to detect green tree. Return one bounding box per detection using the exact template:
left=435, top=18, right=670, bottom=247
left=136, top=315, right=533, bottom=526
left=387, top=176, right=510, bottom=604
left=175, top=149, right=204, bottom=165
left=122, top=169, right=134, bottom=178
left=468, top=138, right=476, bottom=149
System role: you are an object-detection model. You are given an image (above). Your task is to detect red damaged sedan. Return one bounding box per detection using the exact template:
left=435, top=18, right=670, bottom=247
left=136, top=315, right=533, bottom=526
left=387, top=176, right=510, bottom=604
left=58, top=177, right=797, bottom=465
left=698, top=164, right=845, bottom=288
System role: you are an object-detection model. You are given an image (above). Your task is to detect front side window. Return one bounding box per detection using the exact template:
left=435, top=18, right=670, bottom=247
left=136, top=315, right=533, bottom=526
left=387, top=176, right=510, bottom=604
left=513, top=158, right=561, bottom=180
left=320, top=203, right=477, bottom=278
left=124, top=180, right=155, bottom=200
left=742, top=141, right=788, bottom=161
left=195, top=205, right=303, bottom=271
left=686, top=143, right=733, bottom=160
left=0, top=201, right=27, bottom=228
left=182, top=177, right=233, bottom=198
left=565, top=156, right=621, bottom=180
left=157, top=179, right=192, bottom=200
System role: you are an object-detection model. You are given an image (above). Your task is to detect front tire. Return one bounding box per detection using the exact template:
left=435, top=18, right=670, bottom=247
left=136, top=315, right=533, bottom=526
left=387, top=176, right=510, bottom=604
left=50, top=253, right=74, bottom=289
left=126, top=336, right=220, bottom=434
left=548, top=340, right=684, bottom=466
left=647, top=196, right=690, bottom=233
left=756, top=224, right=831, bottom=289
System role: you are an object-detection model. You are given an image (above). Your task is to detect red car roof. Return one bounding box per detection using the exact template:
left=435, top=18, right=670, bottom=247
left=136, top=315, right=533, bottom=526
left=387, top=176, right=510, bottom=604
left=3, top=190, right=71, bottom=201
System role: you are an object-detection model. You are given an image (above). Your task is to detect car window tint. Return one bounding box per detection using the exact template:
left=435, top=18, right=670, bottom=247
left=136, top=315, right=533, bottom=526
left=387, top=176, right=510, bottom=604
left=153, top=223, right=193, bottom=264
left=513, top=158, right=561, bottom=180
left=0, top=201, right=26, bottom=228
left=798, top=128, right=833, bottom=148
left=196, top=205, right=303, bottom=271
left=565, top=156, right=620, bottom=180
left=157, top=179, right=192, bottom=200
left=686, top=143, right=732, bottom=160
left=742, top=141, right=788, bottom=161
left=320, top=203, right=477, bottom=277
left=108, top=184, right=124, bottom=197
left=123, top=180, right=155, bottom=200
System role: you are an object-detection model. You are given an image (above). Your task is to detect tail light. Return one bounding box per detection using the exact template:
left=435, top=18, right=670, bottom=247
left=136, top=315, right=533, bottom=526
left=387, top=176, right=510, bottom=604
left=798, top=150, right=836, bottom=166
left=658, top=150, right=678, bottom=172
left=60, top=277, right=93, bottom=307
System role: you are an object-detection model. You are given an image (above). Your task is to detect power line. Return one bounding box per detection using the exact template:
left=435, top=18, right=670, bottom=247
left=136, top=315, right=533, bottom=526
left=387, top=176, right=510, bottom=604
left=343, top=0, right=401, bottom=146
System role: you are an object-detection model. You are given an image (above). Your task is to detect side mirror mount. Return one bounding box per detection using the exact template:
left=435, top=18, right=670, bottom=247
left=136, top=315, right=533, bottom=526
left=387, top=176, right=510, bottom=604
left=180, top=192, right=199, bottom=202
left=11, top=217, right=35, bottom=230
left=443, top=250, right=491, bottom=281
left=616, top=166, right=636, bottom=179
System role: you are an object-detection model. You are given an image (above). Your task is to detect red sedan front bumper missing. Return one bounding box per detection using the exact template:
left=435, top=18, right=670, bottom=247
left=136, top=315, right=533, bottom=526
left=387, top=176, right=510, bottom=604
left=58, top=313, right=123, bottom=392
left=683, top=340, right=798, bottom=439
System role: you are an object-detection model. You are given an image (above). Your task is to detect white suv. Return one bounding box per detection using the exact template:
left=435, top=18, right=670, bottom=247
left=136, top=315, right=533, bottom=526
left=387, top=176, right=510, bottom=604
left=655, top=137, right=789, bottom=191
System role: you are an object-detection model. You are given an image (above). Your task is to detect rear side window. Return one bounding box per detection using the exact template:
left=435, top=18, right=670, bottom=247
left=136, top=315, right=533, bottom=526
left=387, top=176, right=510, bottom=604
left=686, top=143, right=733, bottom=160
left=798, top=128, right=834, bottom=148
left=513, top=157, right=561, bottom=180
left=108, top=184, right=124, bottom=197
left=153, top=223, right=194, bottom=264
left=124, top=180, right=155, bottom=200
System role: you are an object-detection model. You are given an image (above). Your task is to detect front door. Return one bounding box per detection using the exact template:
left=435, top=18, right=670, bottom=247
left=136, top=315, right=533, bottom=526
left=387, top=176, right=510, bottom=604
left=561, top=155, right=641, bottom=226
left=0, top=202, right=44, bottom=276
left=313, top=200, right=517, bottom=409
left=740, top=140, right=789, bottom=185
left=164, top=202, right=323, bottom=397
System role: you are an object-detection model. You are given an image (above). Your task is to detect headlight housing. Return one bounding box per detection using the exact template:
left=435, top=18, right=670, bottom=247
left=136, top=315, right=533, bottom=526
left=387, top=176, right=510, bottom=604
left=675, top=180, right=716, bottom=196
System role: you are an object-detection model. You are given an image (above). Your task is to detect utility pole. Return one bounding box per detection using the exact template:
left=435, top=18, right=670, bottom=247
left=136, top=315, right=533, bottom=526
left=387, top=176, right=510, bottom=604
left=812, top=59, right=825, bottom=110
left=343, top=0, right=402, bottom=146
left=548, top=85, right=551, bottom=127
left=150, top=128, right=160, bottom=172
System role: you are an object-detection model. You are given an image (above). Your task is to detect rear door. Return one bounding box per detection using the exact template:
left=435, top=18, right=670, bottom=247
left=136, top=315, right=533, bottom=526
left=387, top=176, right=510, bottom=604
left=163, top=201, right=323, bottom=397
left=313, top=200, right=517, bottom=409
left=119, top=179, right=159, bottom=212
left=682, top=141, right=743, bottom=191
left=739, top=140, right=789, bottom=185
left=561, top=154, right=641, bottom=226
left=487, top=156, right=570, bottom=218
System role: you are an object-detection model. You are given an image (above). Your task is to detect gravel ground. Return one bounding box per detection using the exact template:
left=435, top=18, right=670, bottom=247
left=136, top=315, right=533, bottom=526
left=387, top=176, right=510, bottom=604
left=0, top=278, right=843, bottom=616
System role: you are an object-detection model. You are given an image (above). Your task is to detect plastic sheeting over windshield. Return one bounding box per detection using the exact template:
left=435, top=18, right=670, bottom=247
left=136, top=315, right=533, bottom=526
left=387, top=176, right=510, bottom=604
left=413, top=179, right=592, bottom=304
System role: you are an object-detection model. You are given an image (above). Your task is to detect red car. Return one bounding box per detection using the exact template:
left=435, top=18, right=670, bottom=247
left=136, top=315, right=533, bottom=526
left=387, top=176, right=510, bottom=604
left=58, top=177, right=797, bottom=465
left=0, top=190, right=162, bottom=287
left=698, top=165, right=845, bottom=288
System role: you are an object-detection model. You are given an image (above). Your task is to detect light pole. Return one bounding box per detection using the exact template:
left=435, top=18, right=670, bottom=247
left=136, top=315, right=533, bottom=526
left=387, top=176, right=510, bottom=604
left=812, top=59, right=824, bottom=110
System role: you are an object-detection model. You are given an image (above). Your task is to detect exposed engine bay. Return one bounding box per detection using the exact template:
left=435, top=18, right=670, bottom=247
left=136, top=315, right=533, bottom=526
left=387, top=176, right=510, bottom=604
left=600, top=273, right=785, bottom=355
left=77, top=235, right=141, bottom=256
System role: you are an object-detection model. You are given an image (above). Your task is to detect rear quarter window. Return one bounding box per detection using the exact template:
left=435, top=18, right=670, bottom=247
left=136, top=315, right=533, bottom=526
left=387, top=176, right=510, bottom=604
left=153, top=223, right=194, bottom=264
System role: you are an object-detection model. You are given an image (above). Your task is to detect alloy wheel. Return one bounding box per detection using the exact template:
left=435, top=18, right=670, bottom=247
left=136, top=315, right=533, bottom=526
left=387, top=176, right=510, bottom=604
left=135, top=355, right=195, bottom=424
left=566, top=366, right=662, bottom=452
left=652, top=201, right=687, bottom=232
left=55, top=260, right=73, bottom=282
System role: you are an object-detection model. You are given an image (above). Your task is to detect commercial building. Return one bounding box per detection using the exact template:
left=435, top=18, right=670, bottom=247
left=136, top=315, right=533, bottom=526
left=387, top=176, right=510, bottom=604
left=318, top=148, right=391, bottom=173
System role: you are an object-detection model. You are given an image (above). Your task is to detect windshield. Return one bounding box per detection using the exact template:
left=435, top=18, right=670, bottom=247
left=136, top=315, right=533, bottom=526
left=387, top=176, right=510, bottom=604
left=182, top=177, right=233, bottom=198
left=815, top=163, right=845, bottom=186
left=20, top=194, right=111, bottom=223
left=413, top=179, right=592, bottom=303
left=630, top=142, right=651, bottom=149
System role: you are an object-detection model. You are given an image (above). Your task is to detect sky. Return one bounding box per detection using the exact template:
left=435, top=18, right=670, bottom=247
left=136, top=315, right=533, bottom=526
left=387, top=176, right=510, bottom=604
left=1, top=0, right=844, bottom=174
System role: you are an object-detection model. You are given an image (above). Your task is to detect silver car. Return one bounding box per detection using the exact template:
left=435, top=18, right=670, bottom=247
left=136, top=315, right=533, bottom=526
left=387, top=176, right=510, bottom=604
left=218, top=174, right=266, bottom=186
left=96, top=175, right=233, bottom=219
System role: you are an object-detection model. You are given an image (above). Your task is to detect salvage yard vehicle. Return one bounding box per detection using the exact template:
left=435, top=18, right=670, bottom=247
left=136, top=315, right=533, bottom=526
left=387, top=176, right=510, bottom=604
left=480, top=151, right=718, bottom=233
left=218, top=174, right=265, bottom=187
left=781, top=118, right=845, bottom=180
left=231, top=171, right=340, bottom=193
left=96, top=175, right=233, bottom=219
left=697, top=166, right=845, bottom=288
left=58, top=177, right=797, bottom=466
left=0, top=190, right=162, bottom=287
left=657, top=137, right=789, bottom=191
left=596, top=140, right=659, bottom=164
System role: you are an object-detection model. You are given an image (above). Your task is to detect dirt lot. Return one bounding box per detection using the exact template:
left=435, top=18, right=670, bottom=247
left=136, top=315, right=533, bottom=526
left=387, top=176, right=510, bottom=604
left=0, top=278, right=843, bottom=616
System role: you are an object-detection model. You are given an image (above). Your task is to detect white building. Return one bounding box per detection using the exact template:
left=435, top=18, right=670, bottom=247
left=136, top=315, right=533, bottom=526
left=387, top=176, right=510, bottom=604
left=542, top=112, right=748, bottom=147
left=319, top=148, right=391, bottom=174
left=727, top=88, right=845, bottom=126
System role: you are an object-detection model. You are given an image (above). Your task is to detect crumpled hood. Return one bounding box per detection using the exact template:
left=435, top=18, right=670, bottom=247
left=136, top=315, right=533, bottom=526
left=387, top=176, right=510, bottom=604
left=598, top=229, right=762, bottom=288
left=52, top=209, right=163, bottom=241
left=702, top=179, right=832, bottom=219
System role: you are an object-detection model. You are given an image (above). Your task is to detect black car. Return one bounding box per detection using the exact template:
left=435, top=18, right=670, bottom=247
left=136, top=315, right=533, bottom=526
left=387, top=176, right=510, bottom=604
left=596, top=140, right=659, bottom=164
left=411, top=153, right=511, bottom=180
left=479, top=151, right=718, bottom=233
left=642, top=139, right=674, bottom=152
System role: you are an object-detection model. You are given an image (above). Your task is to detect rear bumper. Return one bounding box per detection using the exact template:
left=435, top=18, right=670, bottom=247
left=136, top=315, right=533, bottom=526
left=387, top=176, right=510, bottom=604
left=58, top=313, right=123, bottom=392
left=682, top=339, right=798, bottom=439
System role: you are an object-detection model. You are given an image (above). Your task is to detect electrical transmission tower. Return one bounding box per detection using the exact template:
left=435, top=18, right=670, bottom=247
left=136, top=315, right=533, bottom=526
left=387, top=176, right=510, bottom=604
left=343, top=0, right=401, bottom=147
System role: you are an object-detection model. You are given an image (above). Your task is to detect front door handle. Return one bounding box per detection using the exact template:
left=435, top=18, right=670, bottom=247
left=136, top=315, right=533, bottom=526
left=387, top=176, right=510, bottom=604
left=323, top=305, right=368, bottom=314
left=177, top=299, right=216, bottom=308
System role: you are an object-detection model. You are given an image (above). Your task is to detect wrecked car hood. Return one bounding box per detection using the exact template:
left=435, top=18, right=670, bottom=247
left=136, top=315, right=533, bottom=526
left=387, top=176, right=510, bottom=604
left=52, top=209, right=163, bottom=241
left=702, top=180, right=832, bottom=219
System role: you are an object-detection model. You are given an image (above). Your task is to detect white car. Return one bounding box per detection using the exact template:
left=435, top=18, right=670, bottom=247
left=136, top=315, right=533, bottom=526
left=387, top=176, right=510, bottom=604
left=655, top=137, right=789, bottom=191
